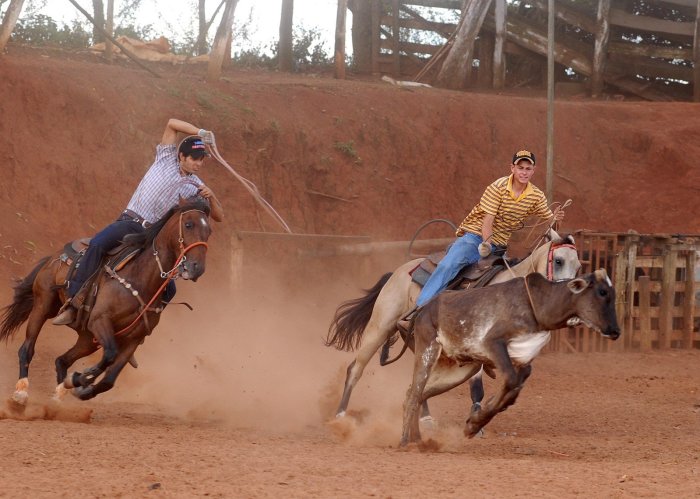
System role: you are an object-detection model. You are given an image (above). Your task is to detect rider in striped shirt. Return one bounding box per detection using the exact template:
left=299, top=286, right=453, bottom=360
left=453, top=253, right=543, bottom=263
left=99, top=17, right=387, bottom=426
left=414, top=149, right=564, bottom=309
left=53, top=119, right=224, bottom=325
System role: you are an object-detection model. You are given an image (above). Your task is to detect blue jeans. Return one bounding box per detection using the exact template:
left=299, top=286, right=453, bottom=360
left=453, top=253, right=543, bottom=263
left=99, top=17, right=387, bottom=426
left=68, top=219, right=144, bottom=297
left=416, top=232, right=496, bottom=307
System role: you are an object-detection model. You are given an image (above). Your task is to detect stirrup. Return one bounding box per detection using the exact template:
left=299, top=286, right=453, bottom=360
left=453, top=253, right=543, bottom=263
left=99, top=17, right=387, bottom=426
left=396, top=306, right=420, bottom=336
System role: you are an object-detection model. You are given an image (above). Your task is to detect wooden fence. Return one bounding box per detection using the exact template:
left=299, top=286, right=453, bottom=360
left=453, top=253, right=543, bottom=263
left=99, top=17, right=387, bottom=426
left=230, top=230, right=699, bottom=353
left=356, top=0, right=700, bottom=101
left=547, top=231, right=699, bottom=353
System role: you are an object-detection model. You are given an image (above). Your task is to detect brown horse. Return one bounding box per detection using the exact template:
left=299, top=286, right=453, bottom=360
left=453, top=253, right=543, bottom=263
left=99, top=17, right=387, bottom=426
left=0, top=197, right=212, bottom=403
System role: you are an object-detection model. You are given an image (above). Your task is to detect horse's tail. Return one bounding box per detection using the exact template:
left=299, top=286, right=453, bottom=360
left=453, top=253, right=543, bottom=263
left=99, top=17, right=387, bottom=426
left=325, top=272, right=392, bottom=352
left=0, top=256, right=51, bottom=342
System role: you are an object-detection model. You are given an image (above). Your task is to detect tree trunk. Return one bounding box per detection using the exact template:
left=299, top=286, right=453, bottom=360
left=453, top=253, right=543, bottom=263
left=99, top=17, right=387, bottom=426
left=196, top=0, right=208, bottom=55
left=335, top=0, right=348, bottom=79
left=91, top=0, right=105, bottom=44
left=0, top=0, right=25, bottom=54
left=278, top=0, right=294, bottom=71
left=207, top=0, right=238, bottom=81
left=435, top=0, right=493, bottom=89
left=105, top=0, right=114, bottom=61
left=348, top=0, right=372, bottom=73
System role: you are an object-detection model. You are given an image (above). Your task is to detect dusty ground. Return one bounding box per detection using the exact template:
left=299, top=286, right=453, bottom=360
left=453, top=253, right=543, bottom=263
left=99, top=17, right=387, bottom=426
left=0, top=46, right=699, bottom=497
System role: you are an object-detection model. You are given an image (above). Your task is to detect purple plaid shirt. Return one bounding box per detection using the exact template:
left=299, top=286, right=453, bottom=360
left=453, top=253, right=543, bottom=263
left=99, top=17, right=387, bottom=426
left=126, top=144, right=202, bottom=223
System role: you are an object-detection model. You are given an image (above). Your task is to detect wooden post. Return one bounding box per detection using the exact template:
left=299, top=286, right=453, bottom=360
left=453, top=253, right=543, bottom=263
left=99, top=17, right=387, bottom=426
left=545, top=0, right=555, bottom=202
left=683, top=250, right=697, bottom=349
left=493, top=0, right=507, bottom=89
left=639, top=276, right=651, bottom=352
left=623, top=236, right=638, bottom=350
left=105, top=0, right=114, bottom=62
left=477, top=34, right=494, bottom=87
left=391, top=0, right=400, bottom=77
left=592, top=0, right=611, bottom=97
left=435, top=0, right=493, bottom=89
left=613, top=242, right=628, bottom=352
left=694, top=0, right=700, bottom=101
left=371, top=0, right=381, bottom=74
left=659, top=245, right=677, bottom=349
left=335, top=0, right=348, bottom=79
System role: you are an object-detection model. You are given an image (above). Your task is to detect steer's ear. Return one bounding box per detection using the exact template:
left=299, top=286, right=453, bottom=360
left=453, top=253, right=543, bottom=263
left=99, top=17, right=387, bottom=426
left=567, top=277, right=588, bottom=294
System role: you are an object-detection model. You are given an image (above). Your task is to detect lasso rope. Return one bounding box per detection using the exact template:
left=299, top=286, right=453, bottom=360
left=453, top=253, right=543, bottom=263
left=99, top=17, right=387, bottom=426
left=205, top=138, right=292, bottom=234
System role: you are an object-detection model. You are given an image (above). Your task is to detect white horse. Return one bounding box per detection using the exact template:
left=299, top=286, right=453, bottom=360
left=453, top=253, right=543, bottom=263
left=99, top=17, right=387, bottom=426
left=325, top=228, right=581, bottom=419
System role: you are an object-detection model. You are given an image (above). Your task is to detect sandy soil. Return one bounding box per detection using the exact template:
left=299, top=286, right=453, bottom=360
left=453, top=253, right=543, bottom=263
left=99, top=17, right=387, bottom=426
left=0, top=46, right=699, bottom=497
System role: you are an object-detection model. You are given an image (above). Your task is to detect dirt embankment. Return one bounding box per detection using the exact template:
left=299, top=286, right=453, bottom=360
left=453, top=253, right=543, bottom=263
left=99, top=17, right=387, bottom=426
left=1, top=47, right=700, bottom=282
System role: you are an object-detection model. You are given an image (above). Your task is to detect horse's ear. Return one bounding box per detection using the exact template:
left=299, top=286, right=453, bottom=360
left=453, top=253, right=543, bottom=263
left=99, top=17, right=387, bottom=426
left=547, top=227, right=562, bottom=244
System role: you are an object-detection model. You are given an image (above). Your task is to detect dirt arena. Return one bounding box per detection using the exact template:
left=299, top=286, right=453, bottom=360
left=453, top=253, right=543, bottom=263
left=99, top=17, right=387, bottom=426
left=1, top=48, right=699, bottom=497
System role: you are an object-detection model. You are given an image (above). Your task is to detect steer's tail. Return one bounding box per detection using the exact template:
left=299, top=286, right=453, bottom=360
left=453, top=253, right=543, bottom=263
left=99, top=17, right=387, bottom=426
left=324, top=272, right=392, bottom=352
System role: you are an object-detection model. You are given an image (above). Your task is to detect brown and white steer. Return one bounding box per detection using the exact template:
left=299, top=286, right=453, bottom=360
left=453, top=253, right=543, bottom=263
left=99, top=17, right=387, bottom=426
left=400, top=269, right=620, bottom=447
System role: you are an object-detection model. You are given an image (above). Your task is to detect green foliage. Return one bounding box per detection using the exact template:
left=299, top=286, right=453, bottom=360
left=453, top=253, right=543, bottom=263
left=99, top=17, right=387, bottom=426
left=233, top=23, right=332, bottom=71
left=11, top=14, right=91, bottom=48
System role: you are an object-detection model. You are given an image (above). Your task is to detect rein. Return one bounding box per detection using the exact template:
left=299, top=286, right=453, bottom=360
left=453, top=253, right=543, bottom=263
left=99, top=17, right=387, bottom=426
left=109, top=240, right=208, bottom=340
left=98, top=209, right=209, bottom=342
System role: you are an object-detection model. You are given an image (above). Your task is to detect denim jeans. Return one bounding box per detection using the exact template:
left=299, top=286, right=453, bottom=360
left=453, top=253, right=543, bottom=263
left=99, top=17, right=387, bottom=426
left=416, top=232, right=496, bottom=307
left=68, top=219, right=144, bottom=297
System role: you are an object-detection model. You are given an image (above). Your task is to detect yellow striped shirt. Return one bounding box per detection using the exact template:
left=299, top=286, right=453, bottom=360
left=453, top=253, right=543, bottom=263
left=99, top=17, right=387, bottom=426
left=456, top=175, right=553, bottom=246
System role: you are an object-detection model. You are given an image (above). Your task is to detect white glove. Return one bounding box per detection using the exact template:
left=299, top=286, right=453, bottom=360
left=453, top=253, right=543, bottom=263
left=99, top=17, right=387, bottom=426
left=198, top=128, right=215, bottom=145
left=478, top=242, right=492, bottom=258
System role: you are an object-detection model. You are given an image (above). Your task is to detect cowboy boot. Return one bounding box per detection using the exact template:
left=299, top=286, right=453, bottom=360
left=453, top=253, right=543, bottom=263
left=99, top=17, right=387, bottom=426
left=52, top=300, right=77, bottom=325
left=396, top=306, right=421, bottom=335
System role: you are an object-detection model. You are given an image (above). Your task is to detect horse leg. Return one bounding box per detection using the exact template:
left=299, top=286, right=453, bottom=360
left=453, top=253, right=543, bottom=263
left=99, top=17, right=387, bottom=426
left=335, top=321, right=396, bottom=417
left=12, top=301, right=56, bottom=406
left=72, top=339, right=140, bottom=401
left=66, top=316, right=119, bottom=389
left=53, top=332, right=99, bottom=401
left=469, top=369, right=485, bottom=412
left=400, top=338, right=442, bottom=447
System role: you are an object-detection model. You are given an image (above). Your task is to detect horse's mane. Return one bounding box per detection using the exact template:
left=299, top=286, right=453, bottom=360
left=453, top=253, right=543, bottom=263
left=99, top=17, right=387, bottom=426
left=122, top=196, right=211, bottom=251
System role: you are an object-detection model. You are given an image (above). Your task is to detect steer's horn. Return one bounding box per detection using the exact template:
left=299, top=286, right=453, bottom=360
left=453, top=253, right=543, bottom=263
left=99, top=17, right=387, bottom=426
left=593, top=268, right=608, bottom=282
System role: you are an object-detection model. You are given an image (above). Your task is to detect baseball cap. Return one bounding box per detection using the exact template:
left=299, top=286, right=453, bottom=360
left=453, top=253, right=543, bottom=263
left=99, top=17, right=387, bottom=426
left=179, top=136, right=210, bottom=159
left=512, top=149, right=536, bottom=165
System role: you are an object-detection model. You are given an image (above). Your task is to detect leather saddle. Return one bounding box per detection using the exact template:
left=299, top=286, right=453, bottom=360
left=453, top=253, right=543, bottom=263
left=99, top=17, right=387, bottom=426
left=59, top=238, right=142, bottom=330
left=410, top=247, right=516, bottom=291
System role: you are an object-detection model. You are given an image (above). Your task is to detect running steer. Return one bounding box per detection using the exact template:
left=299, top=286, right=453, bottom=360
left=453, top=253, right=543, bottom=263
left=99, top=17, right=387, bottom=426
left=400, top=269, right=620, bottom=447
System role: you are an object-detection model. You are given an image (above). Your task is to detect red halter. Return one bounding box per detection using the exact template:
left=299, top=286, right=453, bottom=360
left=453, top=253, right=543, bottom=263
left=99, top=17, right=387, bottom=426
left=547, top=242, right=577, bottom=280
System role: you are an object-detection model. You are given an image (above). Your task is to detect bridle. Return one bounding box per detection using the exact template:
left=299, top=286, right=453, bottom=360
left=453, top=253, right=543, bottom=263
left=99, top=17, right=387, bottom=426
left=152, top=209, right=209, bottom=279
left=105, top=208, right=210, bottom=340
left=546, top=242, right=578, bottom=281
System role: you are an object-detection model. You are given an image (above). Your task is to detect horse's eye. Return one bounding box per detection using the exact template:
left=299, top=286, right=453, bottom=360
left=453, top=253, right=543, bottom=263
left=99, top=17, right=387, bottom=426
left=554, top=258, right=563, bottom=266
left=597, top=288, right=608, bottom=297
left=185, top=222, right=194, bottom=229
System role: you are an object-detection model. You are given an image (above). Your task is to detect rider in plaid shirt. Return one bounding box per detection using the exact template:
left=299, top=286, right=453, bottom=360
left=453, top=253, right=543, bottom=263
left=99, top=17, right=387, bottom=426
left=53, top=119, right=224, bottom=325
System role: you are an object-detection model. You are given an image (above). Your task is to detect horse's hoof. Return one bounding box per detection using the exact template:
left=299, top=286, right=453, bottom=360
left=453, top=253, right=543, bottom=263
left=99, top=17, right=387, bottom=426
left=12, top=390, right=29, bottom=406
left=419, top=415, right=437, bottom=429
left=11, top=390, right=28, bottom=406
left=335, top=410, right=346, bottom=419
left=71, top=386, right=94, bottom=401
left=53, top=383, right=69, bottom=401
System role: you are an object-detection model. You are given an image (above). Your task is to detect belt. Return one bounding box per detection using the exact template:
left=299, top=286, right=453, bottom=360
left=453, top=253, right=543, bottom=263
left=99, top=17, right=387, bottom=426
left=119, top=209, right=152, bottom=228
